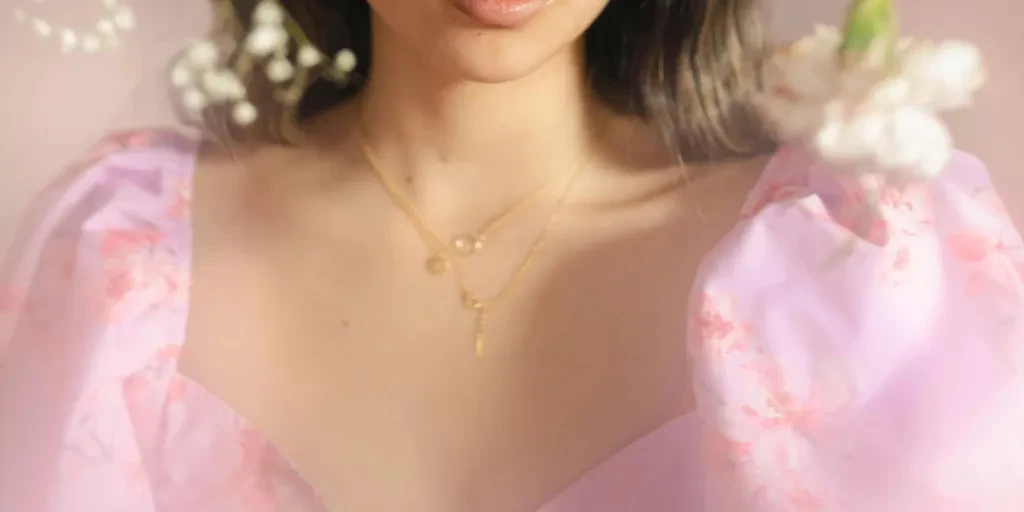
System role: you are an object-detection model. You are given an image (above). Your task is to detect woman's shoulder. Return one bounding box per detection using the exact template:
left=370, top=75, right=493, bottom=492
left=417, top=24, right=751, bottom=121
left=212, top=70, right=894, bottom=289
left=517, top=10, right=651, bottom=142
left=690, top=143, right=1024, bottom=509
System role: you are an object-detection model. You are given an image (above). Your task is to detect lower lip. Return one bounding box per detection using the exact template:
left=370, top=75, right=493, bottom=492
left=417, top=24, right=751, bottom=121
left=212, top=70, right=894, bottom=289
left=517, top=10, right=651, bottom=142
left=454, top=0, right=551, bottom=28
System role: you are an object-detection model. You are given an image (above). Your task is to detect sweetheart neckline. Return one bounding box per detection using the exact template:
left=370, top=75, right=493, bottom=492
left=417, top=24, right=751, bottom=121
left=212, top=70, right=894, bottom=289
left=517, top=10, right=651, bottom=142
left=170, top=369, right=701, bottom=510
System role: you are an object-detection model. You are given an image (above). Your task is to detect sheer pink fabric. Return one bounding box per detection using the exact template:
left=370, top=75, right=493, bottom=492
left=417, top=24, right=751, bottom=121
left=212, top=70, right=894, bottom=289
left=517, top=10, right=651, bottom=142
left=0, top=129, right=1021, bottom=511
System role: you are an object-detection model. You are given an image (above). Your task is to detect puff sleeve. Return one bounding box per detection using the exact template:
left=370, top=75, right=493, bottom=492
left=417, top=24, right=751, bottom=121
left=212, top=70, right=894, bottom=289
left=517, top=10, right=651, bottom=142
left=690, top=144, right=1024, bottom=511
left=0, top=130, right=197, bottom=511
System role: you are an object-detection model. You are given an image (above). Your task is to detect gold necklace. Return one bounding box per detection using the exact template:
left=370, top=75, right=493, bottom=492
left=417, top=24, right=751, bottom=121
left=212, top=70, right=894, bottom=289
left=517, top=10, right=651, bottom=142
left=361, top=139, right=566, bottom=275
left=361, top=136, right=584, bottom=357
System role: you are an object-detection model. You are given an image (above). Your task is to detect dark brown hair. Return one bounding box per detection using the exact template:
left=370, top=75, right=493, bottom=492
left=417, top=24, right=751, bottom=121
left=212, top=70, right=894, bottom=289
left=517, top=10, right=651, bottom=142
left=211, top=0, right=771, bottom=160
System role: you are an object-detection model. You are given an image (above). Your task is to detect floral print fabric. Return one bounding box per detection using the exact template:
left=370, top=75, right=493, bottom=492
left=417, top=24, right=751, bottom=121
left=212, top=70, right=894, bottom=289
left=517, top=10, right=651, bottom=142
left=692, top=145, right=1024, bottom=510
left=0, top=129, right=1021, bottom=511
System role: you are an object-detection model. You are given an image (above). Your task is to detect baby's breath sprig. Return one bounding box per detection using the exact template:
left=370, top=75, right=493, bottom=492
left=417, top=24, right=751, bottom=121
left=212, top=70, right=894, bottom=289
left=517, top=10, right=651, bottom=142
left=171, top=0, right=357, bottom=127
left=11, top=0, right=135, bottom=54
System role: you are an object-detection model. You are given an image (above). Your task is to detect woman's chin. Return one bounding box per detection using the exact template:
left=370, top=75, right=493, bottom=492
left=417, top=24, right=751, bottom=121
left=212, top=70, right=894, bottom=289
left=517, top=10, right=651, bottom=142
left=445, top=50, right=557, bottom=84
left=426, top=33, right=579, bottom=84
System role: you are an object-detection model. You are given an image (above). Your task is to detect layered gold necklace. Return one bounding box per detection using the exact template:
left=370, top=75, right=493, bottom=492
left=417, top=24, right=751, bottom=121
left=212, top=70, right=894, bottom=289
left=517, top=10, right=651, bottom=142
left=360, top=135, right=584, bottom=358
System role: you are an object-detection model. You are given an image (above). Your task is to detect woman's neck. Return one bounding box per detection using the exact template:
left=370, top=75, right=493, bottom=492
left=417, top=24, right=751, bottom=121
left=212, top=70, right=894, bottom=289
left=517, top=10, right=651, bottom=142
left=356, top=14, right=600, bottom=190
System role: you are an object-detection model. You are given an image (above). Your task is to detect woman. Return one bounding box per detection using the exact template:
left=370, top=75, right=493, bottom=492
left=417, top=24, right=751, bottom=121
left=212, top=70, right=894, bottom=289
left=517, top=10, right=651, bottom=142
left=1, top=0, right=1021, bottom=510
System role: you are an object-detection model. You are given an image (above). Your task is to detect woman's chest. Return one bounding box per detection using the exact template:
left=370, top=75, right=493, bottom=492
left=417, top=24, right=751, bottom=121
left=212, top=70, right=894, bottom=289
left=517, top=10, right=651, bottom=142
left=176, top=218, right=705, bottom=511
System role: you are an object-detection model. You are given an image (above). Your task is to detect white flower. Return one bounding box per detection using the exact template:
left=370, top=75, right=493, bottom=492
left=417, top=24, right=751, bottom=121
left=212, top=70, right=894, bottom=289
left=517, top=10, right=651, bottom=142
left=82, top=35, right=101, bottom=53
left=32, top=19, right=51, bottom=37
left=163, top=0, right=358, bottom=126
left=181, top=87, right=207, bottom=113
left=185, top=40, right=220, bottom=69
left=266, top=57, right=295, bottom=83
left=232, top=101, right=258, bottom=126
left=16, top=0, right=133, bottom=54
left=815, top=102, right=952, bottom=179
left=113, top=6, right=134, bottom=30
left=901, top=40, right=985, bottom=111
left=334, top=49, right=357, bottom=73
left=297, top=44, right=322, bottom=67
left=60, top=29, right=78, bottom=53
left=245, top=24, right=288, bottom=57
left=253, top=0, right=285, bottom=27
left=96, top=19, right=114, bottom=35
left=201, top=69, right=246, bottom=101
left=757, top=25, right=984, bottom=180
left=171, top=64, right=193, bottom=88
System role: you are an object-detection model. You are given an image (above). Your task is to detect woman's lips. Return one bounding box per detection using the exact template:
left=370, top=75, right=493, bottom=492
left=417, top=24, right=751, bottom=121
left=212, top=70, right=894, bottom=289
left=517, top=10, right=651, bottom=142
left=454, top=0, right=551, bottom=28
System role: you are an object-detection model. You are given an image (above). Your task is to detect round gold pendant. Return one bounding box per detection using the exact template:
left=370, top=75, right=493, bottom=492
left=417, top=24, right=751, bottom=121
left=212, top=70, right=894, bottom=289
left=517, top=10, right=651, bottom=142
left=452, top=234, right=484, bottom=255
left=461, top=291, right=484, bottom=310
left=425, top=254, right=450, bottom=275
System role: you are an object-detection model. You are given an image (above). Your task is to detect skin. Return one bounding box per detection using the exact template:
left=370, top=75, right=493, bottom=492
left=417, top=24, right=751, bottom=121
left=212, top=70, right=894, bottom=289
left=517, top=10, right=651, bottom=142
left=180, top=0, right=769, bottom=510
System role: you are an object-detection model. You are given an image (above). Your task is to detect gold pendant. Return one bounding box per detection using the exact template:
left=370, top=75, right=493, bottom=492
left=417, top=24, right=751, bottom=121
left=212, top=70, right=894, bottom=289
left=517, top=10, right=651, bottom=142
left=475, top=332, right=485, bottom=358
left=473, top=309, right=487, bottom=358
left=425, top=253, right=449, bottom=275
left=451, top=234, right=484, bottom=255
left=461, top=291, right=484, bottom=310
left=463, top=294, right=488, bottom=358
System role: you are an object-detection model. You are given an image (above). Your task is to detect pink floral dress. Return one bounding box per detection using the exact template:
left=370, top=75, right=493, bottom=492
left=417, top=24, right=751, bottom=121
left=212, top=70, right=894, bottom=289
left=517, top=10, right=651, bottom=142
left=1, top=129, right=1022, bottom=511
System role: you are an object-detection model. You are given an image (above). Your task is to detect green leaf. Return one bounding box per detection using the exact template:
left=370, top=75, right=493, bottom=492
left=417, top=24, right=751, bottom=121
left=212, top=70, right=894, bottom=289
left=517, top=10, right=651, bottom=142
left=840, top=0, right=896, bottom=54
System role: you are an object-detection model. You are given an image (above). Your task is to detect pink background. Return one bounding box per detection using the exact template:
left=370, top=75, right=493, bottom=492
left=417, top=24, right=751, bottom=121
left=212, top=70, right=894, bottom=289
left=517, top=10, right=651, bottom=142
left=2, top=0, right=1021, bottom=247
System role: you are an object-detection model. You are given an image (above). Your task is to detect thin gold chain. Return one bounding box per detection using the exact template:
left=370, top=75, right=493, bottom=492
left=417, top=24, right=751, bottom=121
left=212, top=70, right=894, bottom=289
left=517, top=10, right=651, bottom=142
left=360, top=135, right=584, bottom=357
left=361, top=138, right=566, bottom=265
